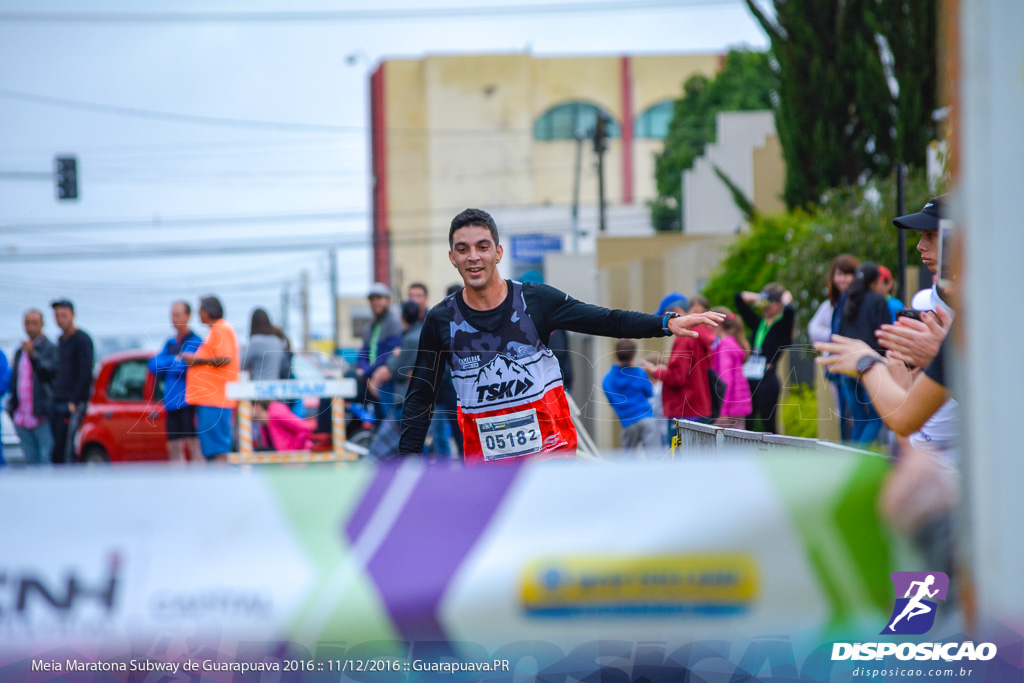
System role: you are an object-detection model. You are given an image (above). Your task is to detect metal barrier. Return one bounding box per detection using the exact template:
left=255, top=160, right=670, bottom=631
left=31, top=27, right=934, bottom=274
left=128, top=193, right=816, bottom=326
left=673, top=419, right=876, bottom=456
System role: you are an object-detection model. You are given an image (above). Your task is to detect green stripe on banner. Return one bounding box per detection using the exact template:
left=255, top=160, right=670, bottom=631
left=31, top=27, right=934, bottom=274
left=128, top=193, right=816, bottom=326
left=762, top=453, right=915, bottom=636
left=264, top=468, right=401, bottom=645
left=834, top=455, right=898, bottom=613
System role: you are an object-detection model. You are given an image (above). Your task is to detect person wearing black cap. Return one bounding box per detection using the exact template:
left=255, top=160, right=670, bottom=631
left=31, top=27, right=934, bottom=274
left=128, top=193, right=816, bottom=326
left=814, top=195, right=955, bottom=441
left=733, top=283, right=794, bottom=433
left=49, top=299, right=94, bottom=464
left=893, top=195, right=943, bottom=276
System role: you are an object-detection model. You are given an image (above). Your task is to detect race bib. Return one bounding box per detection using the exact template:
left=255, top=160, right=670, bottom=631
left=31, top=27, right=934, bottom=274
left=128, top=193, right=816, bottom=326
left=476, top=409, right=543, bottom=462
left=742, top=354, right=767, bottom=380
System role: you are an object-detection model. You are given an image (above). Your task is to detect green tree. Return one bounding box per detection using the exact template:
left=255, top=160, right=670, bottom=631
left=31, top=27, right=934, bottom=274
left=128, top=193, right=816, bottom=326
left=745, top=0, right=937, bottom=208
left=650, top=49, right=775, bottom=231
left=701, top=169, right=935, bottom=345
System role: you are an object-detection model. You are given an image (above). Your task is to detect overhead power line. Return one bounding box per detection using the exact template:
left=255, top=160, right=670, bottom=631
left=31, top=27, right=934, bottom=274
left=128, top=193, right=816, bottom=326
left=0, top=88, right=357, bottom=134
left=0, top=1, right=738, bottom=24
left=0, top=226, right=578, bottom=261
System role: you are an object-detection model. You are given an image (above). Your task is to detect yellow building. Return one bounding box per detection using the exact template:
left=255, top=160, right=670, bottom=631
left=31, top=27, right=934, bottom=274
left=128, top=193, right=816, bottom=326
left=369, top=51, right=726, bottom=296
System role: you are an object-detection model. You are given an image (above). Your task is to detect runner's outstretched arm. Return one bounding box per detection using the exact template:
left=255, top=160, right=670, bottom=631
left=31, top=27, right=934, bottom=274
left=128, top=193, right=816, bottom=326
left=526, top=283, right=722, bottom=341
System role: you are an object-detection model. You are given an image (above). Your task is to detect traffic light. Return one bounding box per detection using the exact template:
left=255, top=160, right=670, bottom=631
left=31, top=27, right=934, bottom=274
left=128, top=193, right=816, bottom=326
left=55, top=156, right=78, bottom=200
left=592, top=114, right=608, bottom=154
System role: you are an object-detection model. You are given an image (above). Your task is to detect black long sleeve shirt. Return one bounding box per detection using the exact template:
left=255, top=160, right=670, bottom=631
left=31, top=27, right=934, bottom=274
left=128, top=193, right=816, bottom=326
left=399, top=281, right=666, bottom=454
left=54, top=329, right=95, bottom=404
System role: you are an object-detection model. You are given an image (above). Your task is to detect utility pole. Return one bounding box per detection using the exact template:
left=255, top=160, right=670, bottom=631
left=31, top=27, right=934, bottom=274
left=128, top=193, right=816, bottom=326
left=328, top=249, right=339, bottom=355
left=896, top=162, right=907, bottom=303
left=300, top=269, right=310, bottom=352
left=571, top=128, right=585, bottom=251
left=280, top=282, right=290, bottom=340
left=593, top=114, right=608, bottom=232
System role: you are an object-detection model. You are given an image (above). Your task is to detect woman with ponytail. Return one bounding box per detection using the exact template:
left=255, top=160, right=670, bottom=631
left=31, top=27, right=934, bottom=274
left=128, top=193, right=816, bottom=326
left=834, top=263, right=893, bottom=446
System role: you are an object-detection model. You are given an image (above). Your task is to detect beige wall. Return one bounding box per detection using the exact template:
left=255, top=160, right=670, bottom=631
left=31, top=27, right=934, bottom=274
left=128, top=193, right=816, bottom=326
left=752, top=132, right=786, bottom=215
left=380, top=52, right=724, bottom=298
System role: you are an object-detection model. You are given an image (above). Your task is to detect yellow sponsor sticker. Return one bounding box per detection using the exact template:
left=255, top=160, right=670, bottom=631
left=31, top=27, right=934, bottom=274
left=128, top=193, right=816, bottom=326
left=521, top=554, right=758, bottom=616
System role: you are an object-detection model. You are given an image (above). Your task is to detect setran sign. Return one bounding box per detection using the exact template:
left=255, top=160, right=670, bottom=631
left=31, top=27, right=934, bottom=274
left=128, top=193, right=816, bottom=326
left=226, top=379, right=356, bottom=401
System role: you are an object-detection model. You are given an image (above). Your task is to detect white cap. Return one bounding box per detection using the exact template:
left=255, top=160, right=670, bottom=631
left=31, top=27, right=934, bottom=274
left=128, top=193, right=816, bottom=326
left=910, top=288, right=933, bottom=311
left=367, top=282, right=392, bottom=298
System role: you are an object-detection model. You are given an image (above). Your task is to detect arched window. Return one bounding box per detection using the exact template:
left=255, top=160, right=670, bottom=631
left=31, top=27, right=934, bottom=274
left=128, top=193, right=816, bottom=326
left=533, top=101, right=621, bottom=141
left=634, top=100, right=676, bottom=139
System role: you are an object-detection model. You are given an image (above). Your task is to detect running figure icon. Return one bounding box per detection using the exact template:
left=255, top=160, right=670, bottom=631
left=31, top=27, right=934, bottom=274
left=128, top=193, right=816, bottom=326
left=888, top=574, right=940, bottom=631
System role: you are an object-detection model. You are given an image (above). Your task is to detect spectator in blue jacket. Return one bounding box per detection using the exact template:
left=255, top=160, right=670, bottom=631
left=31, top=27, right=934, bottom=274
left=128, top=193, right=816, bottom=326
left=147, top=301, right=203, bottom=462
left=602, top=339, right=662, bottom=454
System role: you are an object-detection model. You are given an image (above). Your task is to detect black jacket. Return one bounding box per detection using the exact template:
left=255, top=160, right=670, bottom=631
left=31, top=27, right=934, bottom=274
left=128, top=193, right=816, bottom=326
left=7, top=336, right=59, bottom=419
left=54, top=329, right=95, bottom=405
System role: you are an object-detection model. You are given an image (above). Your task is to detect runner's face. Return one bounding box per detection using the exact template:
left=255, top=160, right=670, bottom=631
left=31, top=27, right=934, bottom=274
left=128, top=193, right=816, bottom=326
left=450, top=225, right=502, bottom=289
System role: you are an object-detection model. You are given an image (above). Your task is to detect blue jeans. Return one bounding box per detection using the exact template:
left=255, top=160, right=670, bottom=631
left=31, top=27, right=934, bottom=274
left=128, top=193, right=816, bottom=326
left=15, top=422, right=54, bottom=464
left=840, top=377, right=883, bottom=446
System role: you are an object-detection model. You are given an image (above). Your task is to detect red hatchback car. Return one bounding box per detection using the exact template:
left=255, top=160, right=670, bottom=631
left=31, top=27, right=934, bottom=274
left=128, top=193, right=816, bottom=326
left=76, top=350, right=169, bottom=463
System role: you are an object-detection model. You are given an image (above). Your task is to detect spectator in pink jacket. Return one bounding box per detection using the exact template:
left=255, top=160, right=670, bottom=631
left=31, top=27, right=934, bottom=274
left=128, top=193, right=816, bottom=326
left=711, top=306, right=753, bottom=428
left=253, top=400, right=314, bottom=451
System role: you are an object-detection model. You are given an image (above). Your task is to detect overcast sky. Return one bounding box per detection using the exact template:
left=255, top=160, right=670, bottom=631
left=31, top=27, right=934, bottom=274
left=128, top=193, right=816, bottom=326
left=0, top=0, right=767, bottom=356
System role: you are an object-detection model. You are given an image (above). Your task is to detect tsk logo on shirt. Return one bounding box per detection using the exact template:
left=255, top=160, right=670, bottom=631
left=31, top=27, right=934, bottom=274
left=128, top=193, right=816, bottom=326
left=475, top=356, right=535, bottom=402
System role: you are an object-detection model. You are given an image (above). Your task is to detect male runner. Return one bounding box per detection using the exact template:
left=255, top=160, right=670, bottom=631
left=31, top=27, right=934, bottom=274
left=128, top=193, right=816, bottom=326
left=398, top=208, right=724, bottom=463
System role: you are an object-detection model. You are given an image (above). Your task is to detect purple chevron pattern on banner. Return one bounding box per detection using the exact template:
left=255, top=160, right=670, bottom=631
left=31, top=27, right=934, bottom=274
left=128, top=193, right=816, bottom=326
left=344, top=463, right=522, bottom=641
left=345, top=461, right=400, bottom=541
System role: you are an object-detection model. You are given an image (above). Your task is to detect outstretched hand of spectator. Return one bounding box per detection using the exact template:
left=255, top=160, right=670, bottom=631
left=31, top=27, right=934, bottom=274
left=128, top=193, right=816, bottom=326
left=667, top=311, right=726, bottom=338
left=875, top=307, right=950, bottom=368
left=813, top=335, right=881, bottom=377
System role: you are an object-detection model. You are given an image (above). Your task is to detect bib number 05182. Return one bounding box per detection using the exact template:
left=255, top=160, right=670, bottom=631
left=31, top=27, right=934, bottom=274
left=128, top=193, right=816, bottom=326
left=476, top=408, right=543, bottom=461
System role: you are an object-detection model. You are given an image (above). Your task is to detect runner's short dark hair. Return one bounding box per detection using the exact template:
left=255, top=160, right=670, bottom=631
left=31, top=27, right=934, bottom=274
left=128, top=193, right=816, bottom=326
left=449, top=208, right=499, bottom=248
left=173, top=300, right=192, bottom=316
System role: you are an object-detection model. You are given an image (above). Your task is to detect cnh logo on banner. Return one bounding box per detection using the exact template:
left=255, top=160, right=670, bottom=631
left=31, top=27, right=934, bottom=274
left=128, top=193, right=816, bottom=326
left=882, top=571, right=949, bottom=635
left=832, top=570, right=998, bottom=663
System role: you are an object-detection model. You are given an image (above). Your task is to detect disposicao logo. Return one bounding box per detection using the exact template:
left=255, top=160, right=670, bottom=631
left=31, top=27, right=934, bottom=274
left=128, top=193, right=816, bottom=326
left=882, top=571, right=948, bottom=635
left=521, top=554, right=758, bottom=617
left=832, top=571, right=997, bottom=662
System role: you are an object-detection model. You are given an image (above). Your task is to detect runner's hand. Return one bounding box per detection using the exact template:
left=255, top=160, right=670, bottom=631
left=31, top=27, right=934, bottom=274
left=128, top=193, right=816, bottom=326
left=813, top=335, right=879, bottom=377
left=875, top=307, right=949, bottom=368
left=667, top=311, right=726, bottom=338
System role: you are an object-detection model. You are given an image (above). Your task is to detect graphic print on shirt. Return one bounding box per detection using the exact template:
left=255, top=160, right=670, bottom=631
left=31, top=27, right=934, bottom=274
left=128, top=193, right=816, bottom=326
left=448, top=281, right=576, bottom=462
